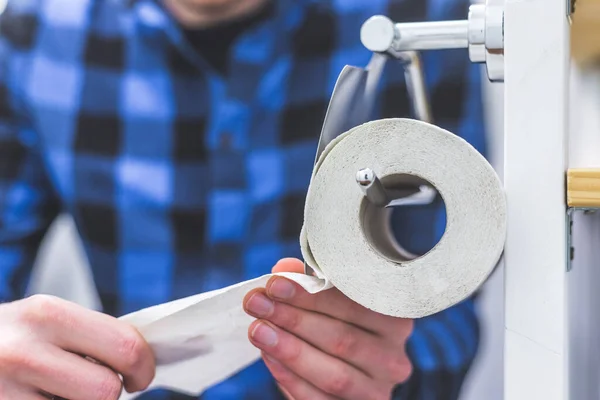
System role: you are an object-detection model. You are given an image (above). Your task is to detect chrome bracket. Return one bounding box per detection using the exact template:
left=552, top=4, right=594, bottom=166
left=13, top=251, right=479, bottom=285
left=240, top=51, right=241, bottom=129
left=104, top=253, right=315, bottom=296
left=566, top=206, right=598, bottom=272
left=568, top=0, right=577, bottom=17
left=360, top=0, right=505, bottom=82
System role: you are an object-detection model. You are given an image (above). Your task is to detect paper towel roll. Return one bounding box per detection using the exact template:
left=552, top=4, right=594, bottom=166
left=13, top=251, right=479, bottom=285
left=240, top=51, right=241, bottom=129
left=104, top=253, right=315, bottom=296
left=118, top=118, right=506, bottom=398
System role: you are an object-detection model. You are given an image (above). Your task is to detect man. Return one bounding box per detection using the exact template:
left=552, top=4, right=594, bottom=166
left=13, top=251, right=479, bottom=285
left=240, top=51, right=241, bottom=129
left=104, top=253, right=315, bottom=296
left=0, top=0, right=485, bottom=399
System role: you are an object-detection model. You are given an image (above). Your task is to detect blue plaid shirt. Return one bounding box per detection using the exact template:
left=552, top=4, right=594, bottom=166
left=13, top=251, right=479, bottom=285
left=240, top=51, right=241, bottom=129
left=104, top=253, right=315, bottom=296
left=0, top=0, right=486, bottom=399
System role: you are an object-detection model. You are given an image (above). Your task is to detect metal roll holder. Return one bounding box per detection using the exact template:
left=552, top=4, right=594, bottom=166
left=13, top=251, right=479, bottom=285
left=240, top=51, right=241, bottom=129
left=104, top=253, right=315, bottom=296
left=360, top=1, right=505, bottom=82
left=303, top=0, right=505, bottom=275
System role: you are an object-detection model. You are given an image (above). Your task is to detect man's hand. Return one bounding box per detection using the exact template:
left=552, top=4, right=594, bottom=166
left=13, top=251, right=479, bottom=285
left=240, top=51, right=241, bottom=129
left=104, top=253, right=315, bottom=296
left=0, top=295, right=155, bottom=399
left=243, top=258, right=413, bottom=400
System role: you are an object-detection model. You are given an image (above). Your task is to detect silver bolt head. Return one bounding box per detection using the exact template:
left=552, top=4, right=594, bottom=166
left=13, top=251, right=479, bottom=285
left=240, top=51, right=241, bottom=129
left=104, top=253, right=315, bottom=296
left=356, top=168, right=375, bottom=187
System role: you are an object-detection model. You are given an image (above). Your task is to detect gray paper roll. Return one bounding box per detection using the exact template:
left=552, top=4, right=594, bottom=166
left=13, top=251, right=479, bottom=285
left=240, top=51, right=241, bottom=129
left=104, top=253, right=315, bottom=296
left=301, top=118, right=506, bottom=318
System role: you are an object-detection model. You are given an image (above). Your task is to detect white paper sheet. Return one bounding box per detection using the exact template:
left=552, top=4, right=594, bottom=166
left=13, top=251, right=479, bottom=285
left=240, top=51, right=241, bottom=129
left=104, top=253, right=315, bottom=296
left=118, top=273, right=331, bottom=399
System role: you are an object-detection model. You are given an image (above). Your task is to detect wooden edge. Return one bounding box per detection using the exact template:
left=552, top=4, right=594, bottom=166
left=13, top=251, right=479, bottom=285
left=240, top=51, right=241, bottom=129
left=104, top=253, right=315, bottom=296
left=571, top=0, right=600, bottom=66
left=567, top=168, right=600, bottom=207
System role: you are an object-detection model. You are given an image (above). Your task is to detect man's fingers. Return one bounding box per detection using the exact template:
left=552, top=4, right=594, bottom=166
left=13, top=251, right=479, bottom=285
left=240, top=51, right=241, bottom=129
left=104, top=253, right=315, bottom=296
left=249, top=320, right=391, bottom=400
left=264, top=276, right=413, bottom=336
left=262, top=353, right=336, bottom=400
left=269, top=260, right=413, bottom=337
left=272, top=258, right=305, bottom=274
left=0, top=380, right=46, bottom=400
left=244, top=291, right=411, bottom=382
left=16, top=344, right=122, bottom=400
left=64, top=318, right=154, bottom=393
left=20, top=295, right=155, bottom=393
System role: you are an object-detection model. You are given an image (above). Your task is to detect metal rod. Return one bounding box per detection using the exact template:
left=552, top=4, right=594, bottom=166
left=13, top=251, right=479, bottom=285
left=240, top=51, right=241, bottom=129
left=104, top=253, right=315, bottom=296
left=394, top=21, right=469, bottom=51
left=397, top=51, right=432, bottom=123
left=356, top=168, right=389, bottom=207
left=361, top=16, right=469, bottom=53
